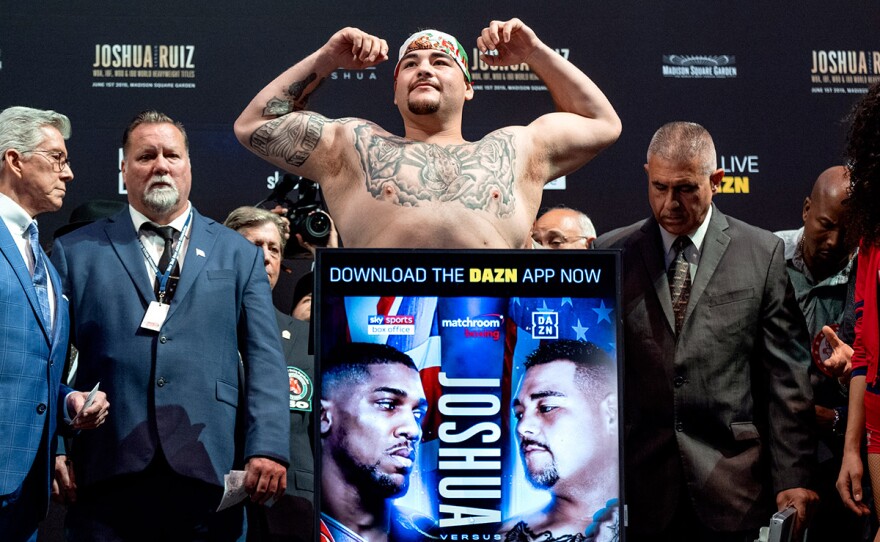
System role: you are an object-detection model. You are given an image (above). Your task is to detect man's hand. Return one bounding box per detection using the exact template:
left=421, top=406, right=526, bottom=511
left=477, top=19, right=542, bottom=67
left=815, top=405, right=836, bottom=433
left=296, top=211, right=339, bottom=257
left=776, top=488, right=819, bottom=541
left=244, top=457, right=287, bottom=505
left=268, top=205, right=291, bottom=241
left=836, top=451, right=872, bottom=516
left=51, top=455, right=77, bottom=504
left=820, top=325, right=853, bottom=381
left=322, top=27, right=389, bottom=70
left=66, top=390, right=109, bottom=430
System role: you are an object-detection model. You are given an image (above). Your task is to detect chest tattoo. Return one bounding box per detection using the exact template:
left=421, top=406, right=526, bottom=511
left=354, top=126, right=517, bottom=218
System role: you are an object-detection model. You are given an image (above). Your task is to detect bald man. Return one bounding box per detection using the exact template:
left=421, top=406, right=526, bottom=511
left=775, top=166, right=865, bottom=540
left=530, top=206, right=596, bottom=249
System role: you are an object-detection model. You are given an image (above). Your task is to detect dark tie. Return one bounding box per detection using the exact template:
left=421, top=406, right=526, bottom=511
left=668, top=235, right=692, bottom=335
left=26, top=221, right=51, bottom=329
left=140, top=223, right=180, bottom=302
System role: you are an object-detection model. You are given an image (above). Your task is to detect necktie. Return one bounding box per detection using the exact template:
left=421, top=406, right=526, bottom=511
left=140, top=223, right=180, bottom=303
left=668, top=235, right=692, bottom=335
left=26, top=221, right=51, bottom=329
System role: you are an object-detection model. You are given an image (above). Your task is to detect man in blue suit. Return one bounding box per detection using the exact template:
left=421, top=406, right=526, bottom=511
left=52, top=110, right=290, bottom=541
left=0, top=106, right=109, bottom=541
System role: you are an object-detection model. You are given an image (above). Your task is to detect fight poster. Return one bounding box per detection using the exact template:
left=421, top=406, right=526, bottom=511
left=316, top=250, right=623, bottom=542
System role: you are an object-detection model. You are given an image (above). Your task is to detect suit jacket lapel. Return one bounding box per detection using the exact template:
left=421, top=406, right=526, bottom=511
left=0, top=219, right=51, bottom=343
left=683, top=205, right=731, bottom=326
left=165, top=210, right=216, bottom=319
left=638, top=217, right=677, bottom=333
left=105, top=210, right=155, bottom=305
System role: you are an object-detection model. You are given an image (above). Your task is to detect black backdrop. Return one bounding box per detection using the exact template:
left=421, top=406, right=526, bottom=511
left=3, top=0, right=879, bottom=246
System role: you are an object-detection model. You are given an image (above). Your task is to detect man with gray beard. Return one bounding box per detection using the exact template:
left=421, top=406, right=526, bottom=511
left=51, top=110, right=290, bottom=540
left=502, top=340, right=619, bottom=542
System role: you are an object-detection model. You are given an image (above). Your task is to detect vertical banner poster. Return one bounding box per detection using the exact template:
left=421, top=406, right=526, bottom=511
left=316, top=250, right=623, bottom=542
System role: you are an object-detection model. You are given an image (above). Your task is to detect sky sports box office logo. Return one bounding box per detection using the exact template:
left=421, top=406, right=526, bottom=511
left=368, top=314, right=416, bottom=335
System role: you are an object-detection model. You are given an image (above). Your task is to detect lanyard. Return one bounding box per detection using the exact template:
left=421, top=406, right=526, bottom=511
left=137, top=211, right=192, bottom=302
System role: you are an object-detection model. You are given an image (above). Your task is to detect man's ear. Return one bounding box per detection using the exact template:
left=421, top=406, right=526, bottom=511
left=600, top=393, right=617, bottom=435
left=709, top=168, right=724, bottom=192
left=464, top=81, right=474, bottom=102
left=3, top=149, right=24, bottom=179
left=320, top=399, right=332, bottom=435
left=802, top=197, right=811, bottom=223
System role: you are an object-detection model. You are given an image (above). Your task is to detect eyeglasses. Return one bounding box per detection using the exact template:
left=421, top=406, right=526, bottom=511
left=531, top=233, right=590, bottom=248
left=28, top=149, right=71, bottom=173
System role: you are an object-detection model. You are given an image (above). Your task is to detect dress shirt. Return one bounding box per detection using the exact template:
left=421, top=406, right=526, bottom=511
left=0, top=193, right=56, bottom=325
left=660, top=205, right=713, bottom=281
left=129, top=203, right=192, bottom=290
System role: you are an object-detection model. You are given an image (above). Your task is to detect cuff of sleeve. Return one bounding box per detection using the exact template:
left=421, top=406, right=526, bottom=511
left=63, top=392, right=75, bottom=424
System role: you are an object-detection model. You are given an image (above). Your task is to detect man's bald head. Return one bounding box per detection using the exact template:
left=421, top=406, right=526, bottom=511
left=802, top=165, right=854, bottom=281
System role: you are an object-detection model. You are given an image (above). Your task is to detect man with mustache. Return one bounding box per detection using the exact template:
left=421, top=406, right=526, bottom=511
left=320, top=342, right=430, bottom=542
left=51, top=110, right=290, bottom=540
left=594, top=122, right=818, bottom=541
left=235, top=18, right=620, bottom=249
left=503, top=340, right=619, bottom=542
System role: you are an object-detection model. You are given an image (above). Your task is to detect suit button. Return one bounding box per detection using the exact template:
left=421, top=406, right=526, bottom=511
left=673, top=375, right=685, bottom=387
left=36, top=403, right=47, bottom=414
left=159, top=336, right=167, bottom=344
left=675, top=422, right=684, bottom=432
left=157, top=377, right=167, bottom=387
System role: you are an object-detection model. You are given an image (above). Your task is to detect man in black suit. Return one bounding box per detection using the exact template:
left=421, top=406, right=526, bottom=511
left=595, top=121, right=818, bottom=541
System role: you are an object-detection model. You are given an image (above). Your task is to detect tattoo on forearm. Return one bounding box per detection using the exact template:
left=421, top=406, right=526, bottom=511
left=261, top=73, right=321, bottom=116
left=354, top=126, right=517, bottom=218
left=251, top=112, right=326, bottom=167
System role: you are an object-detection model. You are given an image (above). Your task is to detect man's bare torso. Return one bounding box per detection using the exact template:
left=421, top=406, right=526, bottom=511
left=257, top=113, right=546, bottom=248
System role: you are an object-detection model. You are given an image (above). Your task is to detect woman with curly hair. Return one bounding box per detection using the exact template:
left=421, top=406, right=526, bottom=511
left=837, top=80, right=880, bottom=540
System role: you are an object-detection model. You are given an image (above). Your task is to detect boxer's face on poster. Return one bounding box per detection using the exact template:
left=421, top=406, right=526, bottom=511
left=325, top=363, right=428, bottom=498
left=513, top=360, right=614, bottom=489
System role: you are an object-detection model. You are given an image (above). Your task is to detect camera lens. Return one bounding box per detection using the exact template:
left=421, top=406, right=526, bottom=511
left=305, top=211, right=331, bottom=241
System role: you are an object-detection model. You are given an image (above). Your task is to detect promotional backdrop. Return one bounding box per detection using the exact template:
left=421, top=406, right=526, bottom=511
left=2, top=1, right=878, bottom=246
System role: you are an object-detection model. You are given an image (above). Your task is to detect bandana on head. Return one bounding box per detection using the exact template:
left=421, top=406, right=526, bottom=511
left=394, top=29, right=471, bottom=83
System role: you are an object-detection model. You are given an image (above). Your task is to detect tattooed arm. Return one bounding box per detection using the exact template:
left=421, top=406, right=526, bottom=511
left=234, top=28, right=389, bottom=179
left=477, top=19, right=621, bottom=182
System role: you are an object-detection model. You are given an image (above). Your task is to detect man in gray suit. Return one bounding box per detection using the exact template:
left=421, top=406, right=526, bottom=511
left=595, top=122, right=818, bottom=541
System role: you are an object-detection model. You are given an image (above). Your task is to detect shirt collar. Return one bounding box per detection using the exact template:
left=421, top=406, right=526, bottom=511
left=659, top=205, right=713, bottom=258
left=129, top=201, right=192, bottom=233
left=0, top=192, right=36, bottom=237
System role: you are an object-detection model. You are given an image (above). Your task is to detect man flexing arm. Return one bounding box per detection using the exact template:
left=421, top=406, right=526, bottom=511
left=234, top=19, right=620, bottom=249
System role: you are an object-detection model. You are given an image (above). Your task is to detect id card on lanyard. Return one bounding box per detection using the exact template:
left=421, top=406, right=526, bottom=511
left=139, top=211, right=192, bottom=331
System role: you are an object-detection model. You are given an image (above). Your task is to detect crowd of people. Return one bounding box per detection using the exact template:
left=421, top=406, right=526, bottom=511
left=2, top=14, right=880, bottom=542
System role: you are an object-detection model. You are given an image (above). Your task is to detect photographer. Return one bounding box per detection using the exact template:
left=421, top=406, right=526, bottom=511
left=261, top=174, right=338, bottom=258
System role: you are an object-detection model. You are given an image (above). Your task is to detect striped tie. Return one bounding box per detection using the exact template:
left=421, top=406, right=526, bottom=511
left=668, top=236, right=692, bottom=335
